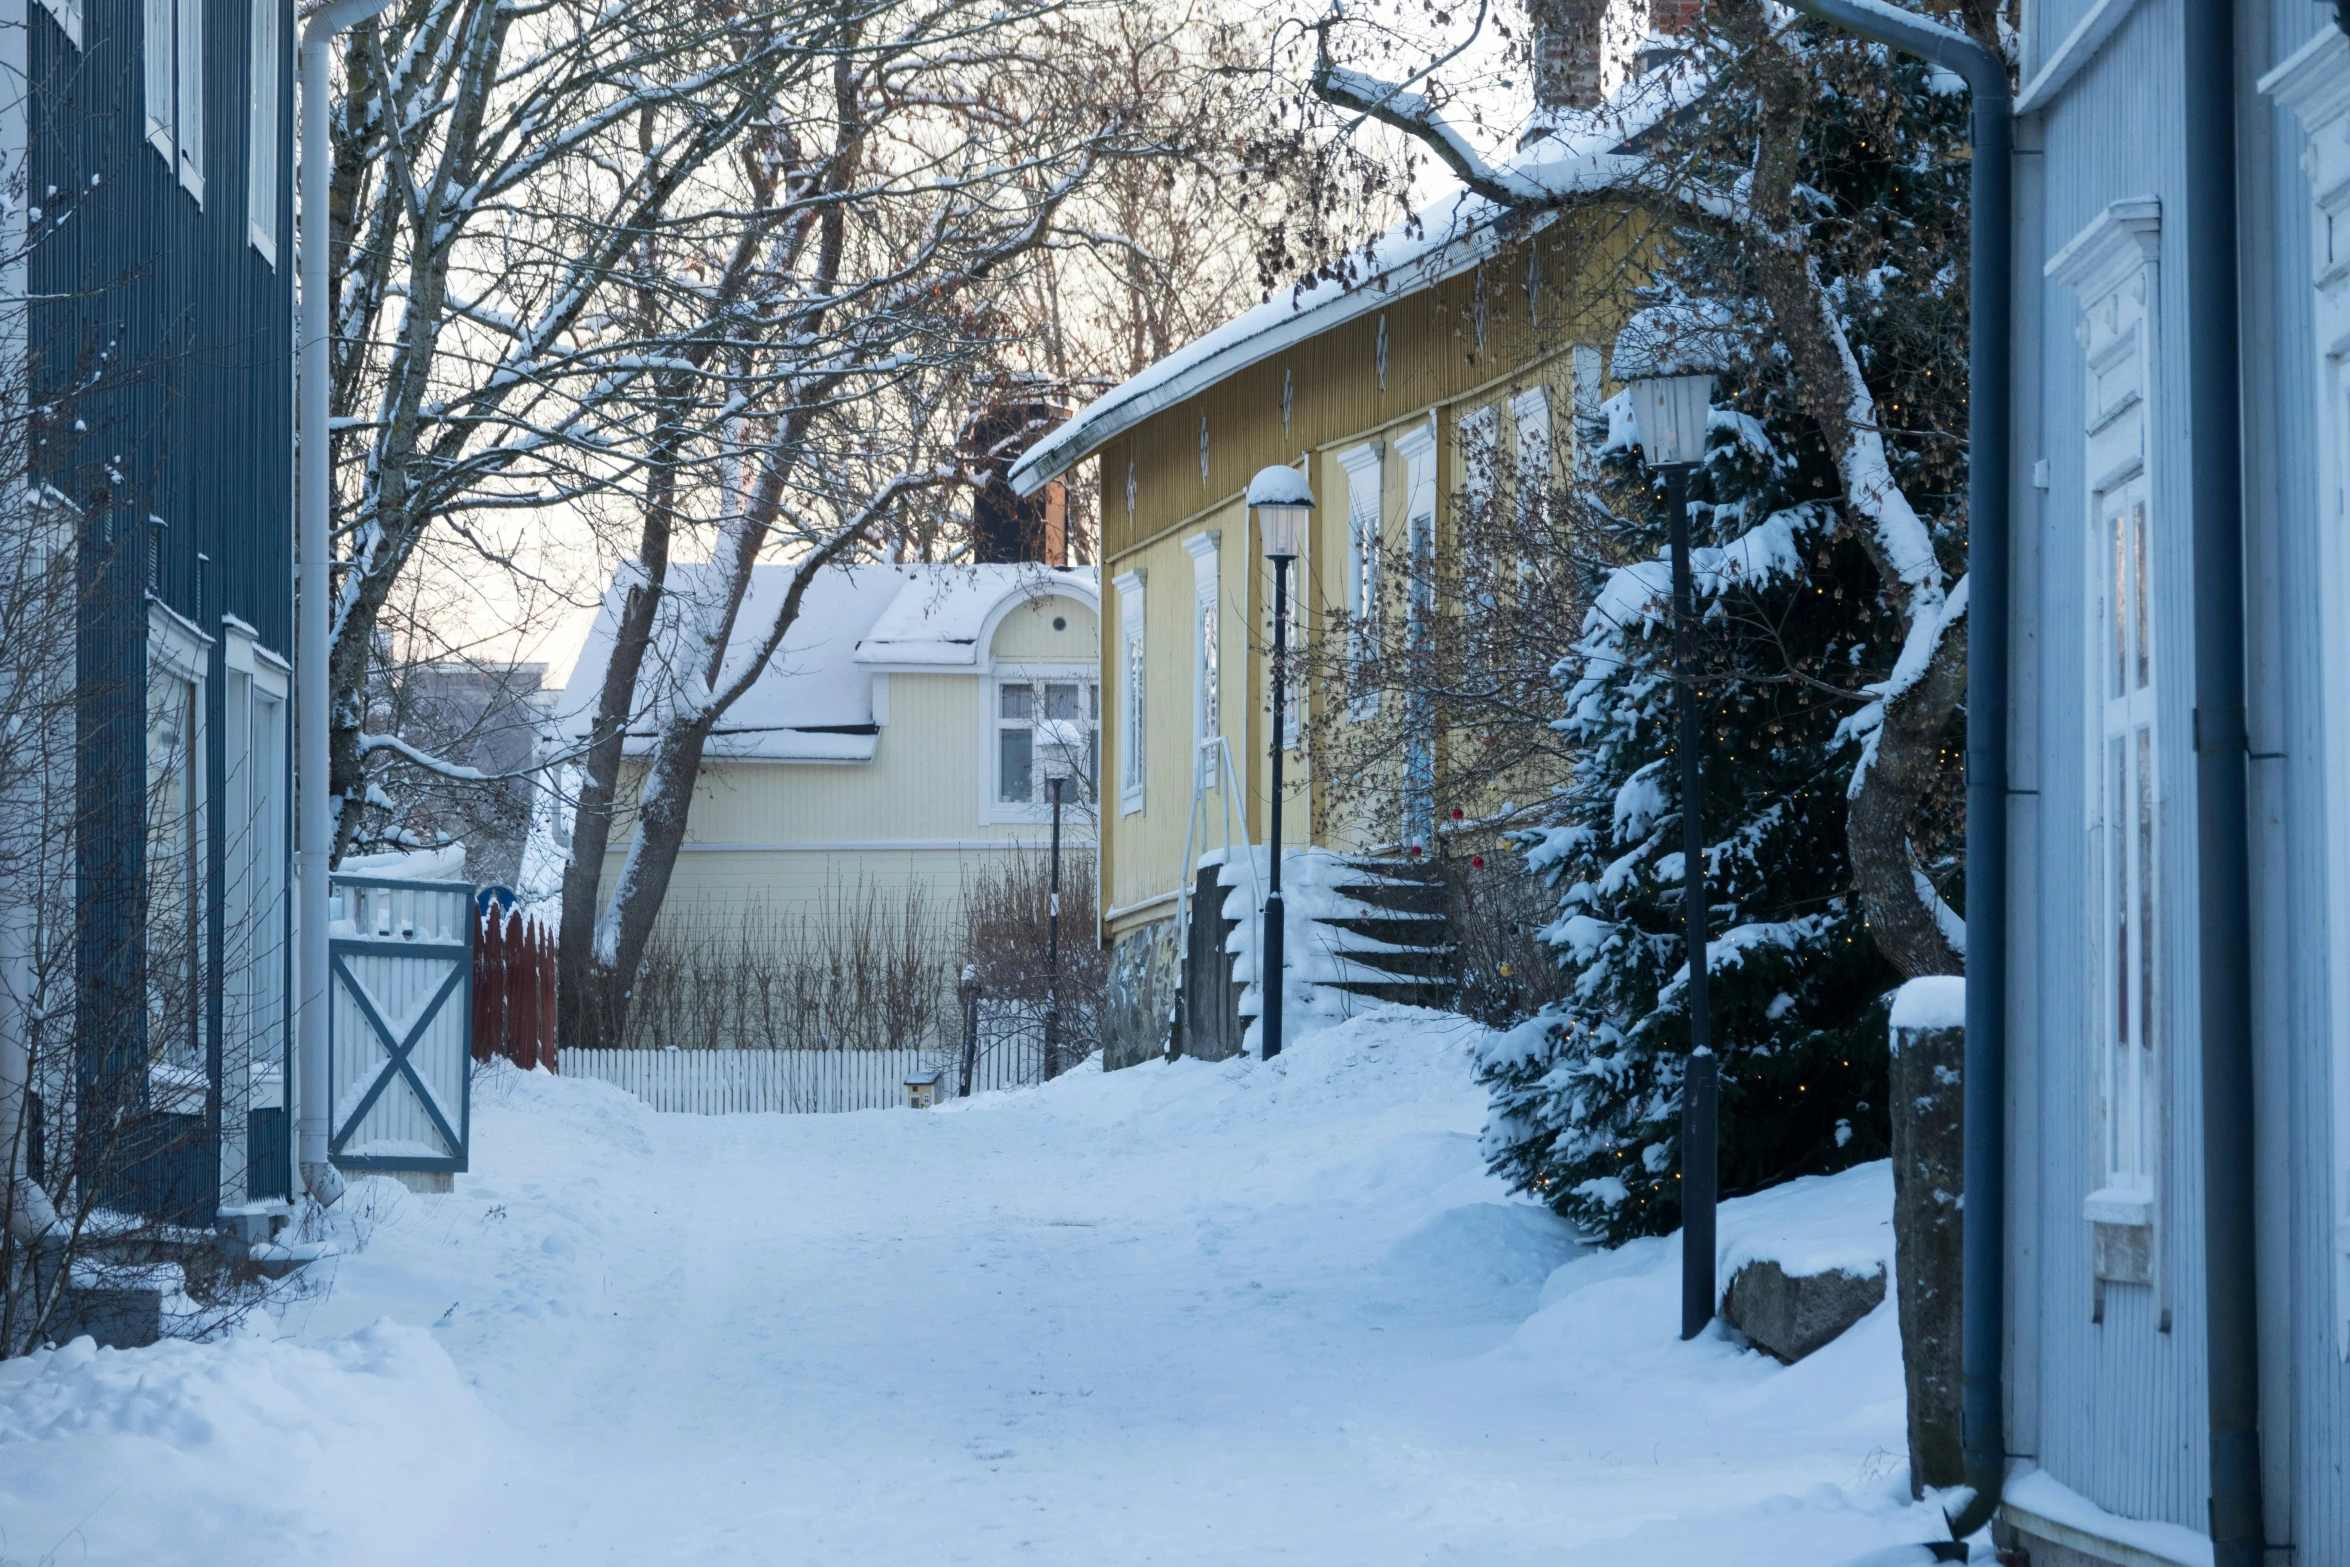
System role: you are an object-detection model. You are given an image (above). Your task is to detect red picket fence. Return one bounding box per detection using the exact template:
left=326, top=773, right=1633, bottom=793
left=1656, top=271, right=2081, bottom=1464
left=472, top=908, right=558, bottom=1072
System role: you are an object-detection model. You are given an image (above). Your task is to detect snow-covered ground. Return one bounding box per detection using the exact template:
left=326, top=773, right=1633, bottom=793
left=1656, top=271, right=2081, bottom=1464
left=0, top=1010, right=1967, bottom=1565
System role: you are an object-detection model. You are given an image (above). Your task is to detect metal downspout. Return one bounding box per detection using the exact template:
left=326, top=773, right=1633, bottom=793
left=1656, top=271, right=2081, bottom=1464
left=295, top=0, right=398, bottom=1206
left=1778, top=0, right=2013, bottom=1537
left=2180, top=0, right=2264, bottom=1560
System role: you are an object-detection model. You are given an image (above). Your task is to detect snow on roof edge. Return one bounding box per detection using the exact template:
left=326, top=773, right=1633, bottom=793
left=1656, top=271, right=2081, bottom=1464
left=1006, top=71, right=1699, bottom=499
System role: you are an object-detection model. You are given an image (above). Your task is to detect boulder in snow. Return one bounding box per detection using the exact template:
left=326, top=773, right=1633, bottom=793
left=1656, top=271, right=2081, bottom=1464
left=1721, top=1257, right=1885, bottom=1363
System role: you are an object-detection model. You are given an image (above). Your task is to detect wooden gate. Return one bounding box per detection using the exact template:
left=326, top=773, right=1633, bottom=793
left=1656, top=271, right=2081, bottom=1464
left=327, top=875, right=473, bottom=1177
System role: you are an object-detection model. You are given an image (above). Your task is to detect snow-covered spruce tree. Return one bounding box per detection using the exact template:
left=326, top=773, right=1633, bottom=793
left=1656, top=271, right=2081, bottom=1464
left=1309, top=8, right=1977, bottom=1242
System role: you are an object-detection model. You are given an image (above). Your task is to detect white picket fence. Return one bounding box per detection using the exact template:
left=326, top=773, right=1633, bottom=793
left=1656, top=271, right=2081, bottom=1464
left=564, top=1048, right=942, bottom=1115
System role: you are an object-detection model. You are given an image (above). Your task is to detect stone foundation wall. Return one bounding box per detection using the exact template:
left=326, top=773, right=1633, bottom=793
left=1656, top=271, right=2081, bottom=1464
left=1103, top=917, right=1180, bottom=1071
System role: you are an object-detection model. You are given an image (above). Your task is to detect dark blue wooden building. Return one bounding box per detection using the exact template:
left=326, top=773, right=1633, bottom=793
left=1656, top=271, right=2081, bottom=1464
left=12, top=0, right=294, bottom=1218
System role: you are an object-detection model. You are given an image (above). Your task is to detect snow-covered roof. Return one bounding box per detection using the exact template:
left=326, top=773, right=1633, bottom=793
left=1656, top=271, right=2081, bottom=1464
left=558, top=562, right=1097, bottom=763
left=1005, top=74, right=1694, bottom=499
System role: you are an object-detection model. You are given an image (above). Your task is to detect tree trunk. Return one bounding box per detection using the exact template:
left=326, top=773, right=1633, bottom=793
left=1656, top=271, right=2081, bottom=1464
left=1888, top=983, right=1965, bottom=1498
left=1846, top=618, right=1966, bottom=979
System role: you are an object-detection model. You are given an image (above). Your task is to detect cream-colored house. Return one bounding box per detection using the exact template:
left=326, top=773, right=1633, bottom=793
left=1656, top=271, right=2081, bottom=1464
left=1009, top=122, right=1654, bottom=1070
left=558, top=563, right=1100, bottom=934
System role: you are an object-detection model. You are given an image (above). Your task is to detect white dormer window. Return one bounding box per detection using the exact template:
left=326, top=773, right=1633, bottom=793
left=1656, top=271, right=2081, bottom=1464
left=146, top=0, right=205, bottom=201
left=993, top=676, right=1097, bottom=808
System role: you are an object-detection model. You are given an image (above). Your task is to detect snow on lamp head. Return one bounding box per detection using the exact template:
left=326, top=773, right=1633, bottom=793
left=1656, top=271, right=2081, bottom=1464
left=1613, top=302, right=1734, bottom=470
left=1246, top=464, right=1314, bottom=561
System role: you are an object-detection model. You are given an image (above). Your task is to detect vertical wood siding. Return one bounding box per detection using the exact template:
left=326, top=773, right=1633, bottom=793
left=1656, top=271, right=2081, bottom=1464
left=2026, top=0, right=2350, bottom=1551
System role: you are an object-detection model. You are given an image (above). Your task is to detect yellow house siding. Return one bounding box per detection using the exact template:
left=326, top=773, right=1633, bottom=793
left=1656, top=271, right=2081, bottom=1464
left=989, top=592, right=1097, bottom=662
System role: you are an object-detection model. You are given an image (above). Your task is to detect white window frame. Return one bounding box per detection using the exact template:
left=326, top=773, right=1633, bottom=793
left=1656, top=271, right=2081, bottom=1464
left=1395, top=419, right=1438, bottom=851
left=246, top=0, right=279, bottom=261
left=147, top=598, right=212, bottom=1081
left=985, top=667, right=1099, bottom=823
left=2265, top=25, right=2350, bottom=1355
left=1184, top=530, right=1220, bottom=789
left=1335, top=441, right=1382, bottom=719
left=1114, top=569, right=1147, bottom=815
left=1458, top=403, right=1500, bottom=625
left=146, top=0, right=204, bottom=202
left=2049, top=196, right=2165, bottom=1274
left=221, top=621, right=288, bottom=1203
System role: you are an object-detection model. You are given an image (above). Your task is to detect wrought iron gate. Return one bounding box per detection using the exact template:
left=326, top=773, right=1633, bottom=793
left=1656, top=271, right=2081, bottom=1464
left=327, top=875, right=473, bottom=1176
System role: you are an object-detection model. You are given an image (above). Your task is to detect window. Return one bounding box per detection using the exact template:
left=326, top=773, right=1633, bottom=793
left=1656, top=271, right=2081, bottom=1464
left=146, top=603, right=212, bottom=1079
left=2096, top=480, right=2157, bottom=1209
left=146, top=0, right=205, bottom=200
left=994, top=676, right=1098, bottom=807
left=1185, top=531, right=1220, bottom=788
left=1512, top=386, right=1554, bottom=602
left=221, top=627, right=289, bottom=1203
left=1396, top=420, right=1438, bottom=850
left=2049, top=196, right=2163, bottom=1281
left=1335, top=442, right=1382, bottom=717
left=247, top=0, right=281, bottom=259
left=1570, top=347, right=1603, bottom=482
left=1459, top=405, right=1500, bottom=655
left=1114, top=570, right=1146, bottom=813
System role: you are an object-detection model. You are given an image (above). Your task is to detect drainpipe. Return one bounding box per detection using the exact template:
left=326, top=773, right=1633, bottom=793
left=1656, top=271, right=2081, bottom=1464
left=2180, top=0, right=2263, bottom=1560
left=1778, top=0, right=2011, bottom=1539
left=295, top=0, right=397, bottom=1206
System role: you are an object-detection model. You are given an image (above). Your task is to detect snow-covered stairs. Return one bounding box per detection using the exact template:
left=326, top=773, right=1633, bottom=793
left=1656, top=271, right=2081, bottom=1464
left=1205, top=849, right=1459, bottom=1054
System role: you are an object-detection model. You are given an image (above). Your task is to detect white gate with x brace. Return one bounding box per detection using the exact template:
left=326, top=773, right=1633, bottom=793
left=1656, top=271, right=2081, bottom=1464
left=327, top=875, right=473, bottom=1176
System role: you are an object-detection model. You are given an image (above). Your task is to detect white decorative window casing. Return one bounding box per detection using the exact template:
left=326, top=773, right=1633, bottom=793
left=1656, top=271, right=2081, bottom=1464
left=1570, top=347, right=1603, bottom=482
left=1336, top=441, right=1383, bottom=718
left=1114, top=569, right=1147, bottom=814
left=1184, top=531, right=1220, bottom=788
left=2265, top=23, right=2350, bottom=1355
left=1395, top=419, right=1438, bottom=851
left=146, top=0, right=204, bottom=201
left=147, top=599, right=212, bottom=1082
left=2048, top=196, right=2164, bottom=1280
left=220, top=622, right=288, bottom=1203
left=993, top=674, right=1097, bottom=811
left=247, top=0, right=280, bottom=260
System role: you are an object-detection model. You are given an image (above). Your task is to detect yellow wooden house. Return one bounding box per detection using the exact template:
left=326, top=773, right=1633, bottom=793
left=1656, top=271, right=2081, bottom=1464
left=1009, top=130, right=1656, bottom=1070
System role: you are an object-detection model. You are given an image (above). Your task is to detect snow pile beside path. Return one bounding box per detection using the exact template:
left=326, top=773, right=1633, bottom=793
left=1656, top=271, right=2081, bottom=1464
left=0, top=1322, right=497, bottom=1566
left=1718, top=1161, right=1897, bottom=1283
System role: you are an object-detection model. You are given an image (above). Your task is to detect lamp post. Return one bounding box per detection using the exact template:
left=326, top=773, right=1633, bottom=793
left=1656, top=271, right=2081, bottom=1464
left=1629, top=373, right=1717, bottom=1342
left=1037, top=717, right=1082, bottom=1080
left=1247, top=466, right=1314, bottom=1061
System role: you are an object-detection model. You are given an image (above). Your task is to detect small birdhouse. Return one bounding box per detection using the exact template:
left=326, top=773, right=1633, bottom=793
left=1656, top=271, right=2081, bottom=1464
left=904, top=1069, right=943, bottom=1109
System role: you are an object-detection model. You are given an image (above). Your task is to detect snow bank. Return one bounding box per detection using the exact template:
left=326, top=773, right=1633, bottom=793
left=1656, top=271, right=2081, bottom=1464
left=0, top=1322, right=498, bottom=1565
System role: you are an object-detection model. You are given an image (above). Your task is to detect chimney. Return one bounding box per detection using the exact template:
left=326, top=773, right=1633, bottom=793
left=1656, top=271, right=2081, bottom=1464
left=1526, top=0, right=1606, bottom=112
left=963, top=377, right=1076, bottom=566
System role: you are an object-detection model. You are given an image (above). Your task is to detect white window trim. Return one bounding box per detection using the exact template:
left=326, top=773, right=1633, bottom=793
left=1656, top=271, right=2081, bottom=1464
left=1336, top=441, right=1382, bottom=720
left=980, top=663, right=1099, bottom=826
left=1184, top=530, right=1220, bottom=790
left=246, top=0, right=279, bottom=262
left=1113, top=568, right=1146, bottom=816
left=146, top=598, right=213, bottom=1079
left=2264, top=24, right=2350, bottom=1356
left=145, top=0, right=204, bottom=204
left=219, top=621, right=289, bottom=1203
left=2049, top=197, right=2165, bottom=1269
left=33, top=0, right=80, bottom=52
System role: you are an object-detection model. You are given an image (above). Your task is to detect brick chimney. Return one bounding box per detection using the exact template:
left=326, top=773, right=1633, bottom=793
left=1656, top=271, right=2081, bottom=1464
left=1526, top=0, right=1606, bottom=112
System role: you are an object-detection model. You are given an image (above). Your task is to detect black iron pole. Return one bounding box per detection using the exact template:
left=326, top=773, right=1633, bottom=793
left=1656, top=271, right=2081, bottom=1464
left=1263, top=556, right=1290, bottom=1060
left=958, top=967, right=979, bottom=1098
left=1045, top=776, right=1063, bottom=1080
left=1666, top=463, right=1718, bottom=1341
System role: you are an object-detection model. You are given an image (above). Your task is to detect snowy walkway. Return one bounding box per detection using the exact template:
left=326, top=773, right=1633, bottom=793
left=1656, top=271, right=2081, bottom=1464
left=0, top=1012, right=1959, bottom=1565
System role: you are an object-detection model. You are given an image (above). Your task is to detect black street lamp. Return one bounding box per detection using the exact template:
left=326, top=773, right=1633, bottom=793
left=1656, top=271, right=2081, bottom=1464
left=1038, top=717, right=1082, bottom=1080
left=1248, top=465, right=1314, bottom=1061
left=1629, top=371, right=1718, bottom=1342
